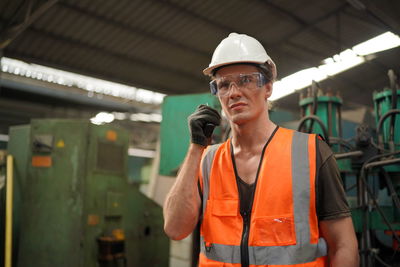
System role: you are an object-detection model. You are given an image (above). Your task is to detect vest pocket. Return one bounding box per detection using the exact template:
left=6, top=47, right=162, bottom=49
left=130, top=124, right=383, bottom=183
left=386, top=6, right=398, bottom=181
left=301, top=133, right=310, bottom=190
left=206, top=199, right=242, bottom=244
left=251, top=214, right=296, bottom=246
left=211, top=199, right=239, bottom=216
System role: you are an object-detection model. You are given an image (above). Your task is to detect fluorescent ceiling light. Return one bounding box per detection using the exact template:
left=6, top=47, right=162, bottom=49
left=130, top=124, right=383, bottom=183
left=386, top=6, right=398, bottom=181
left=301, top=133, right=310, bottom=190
left=129, top=113, right=162, bottom=123
left=270, top=55, right=364, bottom=100
left=318, top=49, right=365, bottom=77
left=1, top=57, right=166, bottom=104
left=90, top=112, right=115, bottom=125
left=113, top=112, right=127, bottom=120
left=270, top=31, right=400, bottom=101
left=353, top=32, right=400, bottom=56
left=89, top=111, right=163, bottom=124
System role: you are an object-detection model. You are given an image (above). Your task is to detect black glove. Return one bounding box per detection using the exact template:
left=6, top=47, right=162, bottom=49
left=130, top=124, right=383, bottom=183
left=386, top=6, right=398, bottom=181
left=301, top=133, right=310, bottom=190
left=188, top=105, right=221, bottom=146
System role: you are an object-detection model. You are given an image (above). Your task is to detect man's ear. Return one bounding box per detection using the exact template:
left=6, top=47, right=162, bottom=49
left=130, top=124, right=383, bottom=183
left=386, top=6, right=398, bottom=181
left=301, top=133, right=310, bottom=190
left=264, top=82, right=273, bottom=99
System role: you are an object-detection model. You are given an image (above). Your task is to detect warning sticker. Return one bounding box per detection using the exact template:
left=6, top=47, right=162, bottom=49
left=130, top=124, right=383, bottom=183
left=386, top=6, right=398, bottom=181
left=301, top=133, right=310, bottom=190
left=106, top=130, right=117, bottom=141
left=32, top=156, right=52, bottom=167
left=56, top=139, right=65, bottom=148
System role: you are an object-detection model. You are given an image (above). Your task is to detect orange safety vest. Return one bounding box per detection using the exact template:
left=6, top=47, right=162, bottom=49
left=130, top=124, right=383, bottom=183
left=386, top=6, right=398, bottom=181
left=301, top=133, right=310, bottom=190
left=199, top=127, right=327, bottom=266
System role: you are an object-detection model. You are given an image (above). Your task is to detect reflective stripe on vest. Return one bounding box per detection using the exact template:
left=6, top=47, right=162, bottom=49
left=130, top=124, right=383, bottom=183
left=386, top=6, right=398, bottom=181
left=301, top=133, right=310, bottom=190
left=200, top=130, right=327, bottom=265
left=201, top=144, right=221, bottom=217
left=200, top=236, right=327, bottom=265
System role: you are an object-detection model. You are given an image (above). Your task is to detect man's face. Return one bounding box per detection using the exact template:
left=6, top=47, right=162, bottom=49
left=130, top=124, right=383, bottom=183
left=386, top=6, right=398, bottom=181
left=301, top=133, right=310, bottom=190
left=215, top=64, right=272, bottom=125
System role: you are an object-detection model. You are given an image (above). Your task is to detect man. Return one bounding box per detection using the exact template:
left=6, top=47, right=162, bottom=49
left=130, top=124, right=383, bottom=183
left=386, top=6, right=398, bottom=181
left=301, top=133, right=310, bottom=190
left=163, top=33, right=359, bottom=266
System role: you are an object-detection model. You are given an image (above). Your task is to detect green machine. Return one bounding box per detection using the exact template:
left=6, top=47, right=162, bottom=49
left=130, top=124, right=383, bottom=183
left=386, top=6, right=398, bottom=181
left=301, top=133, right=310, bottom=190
left=298, top=84, right=343, bottom=141
left=6, top=119, right=169, bottom=267
left=298, top=73, right=400, bottom=266
left=373, top=70, right=400, bottom=171
left=297, top=81, right=353, bottom=172
left=159, top=93, right=221, bottom=176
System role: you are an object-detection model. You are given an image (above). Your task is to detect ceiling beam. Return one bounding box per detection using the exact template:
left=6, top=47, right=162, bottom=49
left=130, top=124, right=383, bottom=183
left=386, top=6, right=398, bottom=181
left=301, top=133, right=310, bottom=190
left=259, top=0, right=350, bottom=48
left=147, top=0, right=327, bottom=68
left=59, top=2, right=210, bottom=58
left=151, top=0, right=237, bottom=34
left=4, top=26, right=205, bottom=92
left=269, top=2, right=349, bottom=46
left=347, top=0, right=400, bottom=36
left=285, top=41, right=331, bottom=59
left=0, top=0, right=59, bottom=49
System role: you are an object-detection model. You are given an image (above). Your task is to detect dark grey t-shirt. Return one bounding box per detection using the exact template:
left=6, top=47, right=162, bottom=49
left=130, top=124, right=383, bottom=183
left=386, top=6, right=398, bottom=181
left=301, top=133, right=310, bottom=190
left=237, top=139, right=351, bottom=221
left=315, top=139, right=351, bottom=220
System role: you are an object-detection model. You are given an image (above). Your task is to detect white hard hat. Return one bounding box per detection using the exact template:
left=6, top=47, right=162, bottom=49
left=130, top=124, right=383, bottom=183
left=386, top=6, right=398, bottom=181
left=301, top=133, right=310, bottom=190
left=203, top=33, right=277, bottom=80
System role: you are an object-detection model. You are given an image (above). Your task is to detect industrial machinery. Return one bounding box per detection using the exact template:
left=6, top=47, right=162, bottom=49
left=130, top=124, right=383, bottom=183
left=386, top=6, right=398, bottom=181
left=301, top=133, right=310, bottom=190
left=298, top=73, right=400, bottom=267
left=2, top=119, right=169, bottom=267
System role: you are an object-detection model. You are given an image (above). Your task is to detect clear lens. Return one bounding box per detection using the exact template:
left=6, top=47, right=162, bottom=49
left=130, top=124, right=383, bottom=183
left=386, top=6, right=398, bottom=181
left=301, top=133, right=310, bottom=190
left=210, top=72, right=265, bottom=97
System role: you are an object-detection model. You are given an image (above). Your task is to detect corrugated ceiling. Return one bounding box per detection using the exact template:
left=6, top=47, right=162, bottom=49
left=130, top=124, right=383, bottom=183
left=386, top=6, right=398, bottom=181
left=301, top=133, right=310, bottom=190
left=1, top=0, right=400, bottom=107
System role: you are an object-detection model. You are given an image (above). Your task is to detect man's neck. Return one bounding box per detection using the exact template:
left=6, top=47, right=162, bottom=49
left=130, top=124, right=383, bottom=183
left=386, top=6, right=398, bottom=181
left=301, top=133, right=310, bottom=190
left=230, top=112, right=276, bottom=153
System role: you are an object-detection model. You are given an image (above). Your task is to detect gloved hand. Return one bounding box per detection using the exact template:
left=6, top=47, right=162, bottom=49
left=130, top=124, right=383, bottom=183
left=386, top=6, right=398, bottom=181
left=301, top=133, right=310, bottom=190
left=188, top=105, right=221, bottom=146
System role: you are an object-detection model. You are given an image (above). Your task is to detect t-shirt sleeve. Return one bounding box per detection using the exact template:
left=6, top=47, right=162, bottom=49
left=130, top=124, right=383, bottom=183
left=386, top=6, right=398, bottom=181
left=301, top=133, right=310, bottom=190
left=316, top=139, right=351, bottom=221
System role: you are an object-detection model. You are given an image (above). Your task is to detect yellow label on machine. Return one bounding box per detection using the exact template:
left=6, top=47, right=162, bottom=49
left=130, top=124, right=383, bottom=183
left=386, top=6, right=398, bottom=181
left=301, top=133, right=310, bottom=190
left=56, top=139, right=65, bottom=148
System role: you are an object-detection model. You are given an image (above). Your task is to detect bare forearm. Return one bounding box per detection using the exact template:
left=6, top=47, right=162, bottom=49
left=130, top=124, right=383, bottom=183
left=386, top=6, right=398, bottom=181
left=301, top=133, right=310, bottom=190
left=163, top=144, right=204, bottom=240
left=320, top=217, right=359, bottom=267
left=329, top=247, right=359, bottom=267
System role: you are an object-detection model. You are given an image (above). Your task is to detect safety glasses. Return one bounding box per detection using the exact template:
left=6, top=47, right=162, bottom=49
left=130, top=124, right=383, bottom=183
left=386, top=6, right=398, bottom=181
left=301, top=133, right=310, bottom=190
left=209, top=72, right=267, bottom=97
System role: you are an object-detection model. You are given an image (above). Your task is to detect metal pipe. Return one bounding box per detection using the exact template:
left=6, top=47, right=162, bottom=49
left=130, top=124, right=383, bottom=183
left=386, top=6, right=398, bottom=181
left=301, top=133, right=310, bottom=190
left=297, top=115, right=330, bottom=145
left=338, top=104, right=343, bottom=139
left=1, top=76, right=138, bottom=112
left=345, top=183, right=357, bottom=192
left=5, top=155, right=13, bottom=267
left=364, top=158, right=400, bottom=170
left=337, top=104, right=343, bottom=152
left=358, top=169, right=366, bottom=267
left=329, top=137, right=355, bottom=150
left=308, top=81, right=318, bottom=132
left=376, top=109, right=400, bottom=150
left=328, top=101, right=333, bottom=137
left=359, top=156, right=400, bottom=247
left=360, top=167, right=400, bottom=244
left=381, top=168, right=400, bottom=213
left=0, top=0, right=59, bottom=49
left=334, top=150, right=363, bottom=160
left=357, top=152, right=400, bottom=266
left=388, top=70, right=398, bottom=143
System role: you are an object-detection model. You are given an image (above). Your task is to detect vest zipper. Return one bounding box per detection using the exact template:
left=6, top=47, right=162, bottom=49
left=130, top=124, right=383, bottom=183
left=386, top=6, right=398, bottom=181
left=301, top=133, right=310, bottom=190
left=230, top=126, right=279, bottom=267
left=240, top=210, right=250, bottom=267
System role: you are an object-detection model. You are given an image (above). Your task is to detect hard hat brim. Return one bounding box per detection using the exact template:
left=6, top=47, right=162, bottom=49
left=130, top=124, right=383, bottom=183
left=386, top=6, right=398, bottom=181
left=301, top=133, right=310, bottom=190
left=203, top=60, right=266, bottom=76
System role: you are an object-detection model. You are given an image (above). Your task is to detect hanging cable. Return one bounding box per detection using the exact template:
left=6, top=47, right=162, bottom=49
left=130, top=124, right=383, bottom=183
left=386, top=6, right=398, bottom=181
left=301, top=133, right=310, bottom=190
left=297, top=115, right=330, bottom=146
left=359, top=157, right=400, bottom=245
left=376, top=109, right=400, bottom=151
